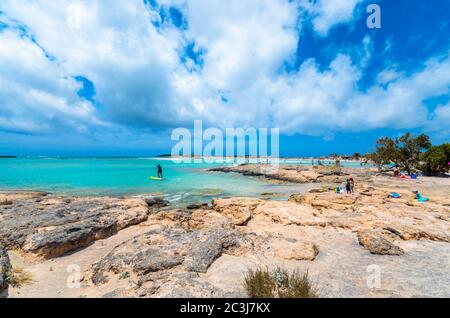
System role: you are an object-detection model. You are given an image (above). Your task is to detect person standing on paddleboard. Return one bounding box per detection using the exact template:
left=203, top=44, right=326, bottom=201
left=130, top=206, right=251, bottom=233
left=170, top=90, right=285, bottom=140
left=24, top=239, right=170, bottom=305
left=157, top=164, right=163, bottom=179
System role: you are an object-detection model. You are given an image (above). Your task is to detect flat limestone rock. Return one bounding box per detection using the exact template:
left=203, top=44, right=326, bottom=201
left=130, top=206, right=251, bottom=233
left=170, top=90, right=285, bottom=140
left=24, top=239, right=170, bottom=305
left=289, top=192, right=358, bottom=211
left=153, top=275, right=234, bottom=298
left=188, top=210, right=233, bottom=230
left=212, top=198, right=255, bottom=226
left=267, top=238, right=319, bottom=261
left=212, top=197, right=330, bottom=227
left=184, top=229, right=240, bottom=273
left=0, top=196, right=151, bottom=259
left=88, top=225, right=243, bottom=297
left=0, top=191, right=48, bottom=203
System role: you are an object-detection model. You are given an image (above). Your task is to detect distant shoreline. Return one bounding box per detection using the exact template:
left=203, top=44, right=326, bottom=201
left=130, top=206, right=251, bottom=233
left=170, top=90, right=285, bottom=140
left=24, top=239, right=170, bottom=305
left=0, top=155, right=364, bottom=161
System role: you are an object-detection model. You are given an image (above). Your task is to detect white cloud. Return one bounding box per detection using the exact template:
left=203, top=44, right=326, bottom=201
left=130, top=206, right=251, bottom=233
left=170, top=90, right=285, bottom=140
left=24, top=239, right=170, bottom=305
left=427, top=103, right=450, bottom=138
left=0, top=29, right=105, bottom=134
left=307, top=0, right=364, bottom=36
left=0, top=0, right=449, bottom=143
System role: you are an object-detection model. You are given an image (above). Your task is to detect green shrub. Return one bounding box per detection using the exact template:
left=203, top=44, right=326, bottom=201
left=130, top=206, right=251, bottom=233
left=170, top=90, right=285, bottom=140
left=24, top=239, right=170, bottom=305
left=422, top=144, right=450, bottom=176
left=119, top=271, right=130, bottom=280
left=244, top=267, right=318, bottom=298
left=370, top=133, right=431, bottom=174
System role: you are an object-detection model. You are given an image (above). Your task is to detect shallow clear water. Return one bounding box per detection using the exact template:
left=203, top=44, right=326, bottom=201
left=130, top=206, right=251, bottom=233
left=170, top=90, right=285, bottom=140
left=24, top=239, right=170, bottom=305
left=0, top=157, right=361, bottom=205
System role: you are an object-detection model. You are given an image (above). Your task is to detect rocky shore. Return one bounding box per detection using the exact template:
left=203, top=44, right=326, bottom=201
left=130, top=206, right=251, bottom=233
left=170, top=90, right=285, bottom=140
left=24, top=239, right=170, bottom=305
left=208, top=164, right=376, bottom=184
left=1, top=166, right=449, bottom=298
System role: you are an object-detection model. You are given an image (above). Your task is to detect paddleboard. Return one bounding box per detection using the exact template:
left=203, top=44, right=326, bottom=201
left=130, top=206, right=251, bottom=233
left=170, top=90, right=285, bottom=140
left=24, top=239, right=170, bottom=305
left=150, top=176, right=163, bottom=181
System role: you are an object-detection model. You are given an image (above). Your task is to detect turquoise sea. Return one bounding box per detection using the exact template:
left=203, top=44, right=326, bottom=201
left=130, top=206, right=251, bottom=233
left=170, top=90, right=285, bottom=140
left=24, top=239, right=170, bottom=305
left=0, top=157, right=364, bottom=206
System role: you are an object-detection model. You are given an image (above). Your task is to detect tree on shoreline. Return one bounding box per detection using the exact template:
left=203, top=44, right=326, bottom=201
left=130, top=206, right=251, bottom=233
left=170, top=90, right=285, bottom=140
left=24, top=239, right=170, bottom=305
left=370, top=133, right=431, bottom=174
left=422, top=144, right=450, bottom=176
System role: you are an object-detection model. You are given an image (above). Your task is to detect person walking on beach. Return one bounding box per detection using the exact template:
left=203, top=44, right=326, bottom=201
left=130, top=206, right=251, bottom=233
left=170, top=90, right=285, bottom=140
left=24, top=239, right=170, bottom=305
left=345, top=179, right=351, bottom=194
left=157, top=164, right=163, bottom=179
left=349, top=178, right=355, bottom=194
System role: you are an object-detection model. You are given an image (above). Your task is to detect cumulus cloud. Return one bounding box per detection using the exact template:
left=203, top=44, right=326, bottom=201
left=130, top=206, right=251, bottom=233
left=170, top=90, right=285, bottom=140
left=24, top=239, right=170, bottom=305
left=306, top=0, right=364, bottom=36
left=0, top=28, right=105, bottom=134
left=0, top=0, right=449, bottom=143
left=426, top=103, right=450, bottom=138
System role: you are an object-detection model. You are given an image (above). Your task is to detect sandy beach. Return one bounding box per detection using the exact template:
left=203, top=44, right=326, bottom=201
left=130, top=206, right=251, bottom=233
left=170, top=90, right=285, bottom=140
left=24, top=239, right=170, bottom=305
left=1, top=165, right=449, bottom=298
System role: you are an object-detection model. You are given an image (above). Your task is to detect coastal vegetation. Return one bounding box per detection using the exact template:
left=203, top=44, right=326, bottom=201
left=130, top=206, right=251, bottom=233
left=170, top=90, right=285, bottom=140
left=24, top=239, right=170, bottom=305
left=422, top=143, right=450, bottom=176
left=5, top=267, right=33, bottom=289
left=369, top=133, right=449, bottom=176
left=244, top=268, right=318, bottom=298
left=0, top=199, right=12, bottom=206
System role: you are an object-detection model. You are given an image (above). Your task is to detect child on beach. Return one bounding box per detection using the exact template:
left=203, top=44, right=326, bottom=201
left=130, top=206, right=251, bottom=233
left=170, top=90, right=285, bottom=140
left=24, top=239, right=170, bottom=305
left=413, top=190, right=429, bottom=202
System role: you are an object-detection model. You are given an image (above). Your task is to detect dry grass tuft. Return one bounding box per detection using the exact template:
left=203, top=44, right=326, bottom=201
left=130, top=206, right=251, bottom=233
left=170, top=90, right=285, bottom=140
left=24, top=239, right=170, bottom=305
left=244, top=267, right=318, bottom=298
left=7, top=267, right=34, bottom=288
left=0, top=199, right=13, bottom=206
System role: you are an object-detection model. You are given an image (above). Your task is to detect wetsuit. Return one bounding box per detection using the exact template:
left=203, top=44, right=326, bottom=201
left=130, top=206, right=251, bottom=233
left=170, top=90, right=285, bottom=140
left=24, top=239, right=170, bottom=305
left=157, top=165, right=163, bottom=179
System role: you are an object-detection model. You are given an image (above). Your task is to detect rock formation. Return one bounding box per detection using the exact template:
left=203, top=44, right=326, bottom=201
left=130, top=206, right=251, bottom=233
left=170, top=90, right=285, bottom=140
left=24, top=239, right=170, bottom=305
left=0, top=194, right=153, bottom=259
left=2, top=169, right=449, bottom=298
left=0, top=246, right=11, bottom=298
left=87, top=226, right=242, bottom=297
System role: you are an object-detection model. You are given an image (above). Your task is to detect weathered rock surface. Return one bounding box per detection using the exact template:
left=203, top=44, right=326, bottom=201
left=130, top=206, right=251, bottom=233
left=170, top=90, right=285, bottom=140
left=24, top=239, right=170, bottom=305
left=183, top=229, right=240, bottom=273
left=208, top=164, right=366, bottom=184
left=357, top=230, right=404, bottom=255
left=0, top=191, right=47, bottom=203
left=212, top=199, right=254, bottom=225
left=0, top=195, right=153, bottom=259
left=145, top=197, right=170, bottom=209
left=0, top=246, right=12, bottom=297
left=87, top=226, right=241, bottom=297
left=266, top=238, right=319, bottom=261
left=289, top=192, right=358, bottom=212
left=186, top=203, right=209, bottom=210
left=4, top=169, right=450, bottom=298
left=212, top=177, right=450, bottom=252
left=212, top=197, right=351, bottom=229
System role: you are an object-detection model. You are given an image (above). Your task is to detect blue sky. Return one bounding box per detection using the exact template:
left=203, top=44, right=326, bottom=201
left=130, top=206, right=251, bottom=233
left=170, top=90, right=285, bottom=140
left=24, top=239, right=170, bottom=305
left=0, top=0, right=449, bottom=157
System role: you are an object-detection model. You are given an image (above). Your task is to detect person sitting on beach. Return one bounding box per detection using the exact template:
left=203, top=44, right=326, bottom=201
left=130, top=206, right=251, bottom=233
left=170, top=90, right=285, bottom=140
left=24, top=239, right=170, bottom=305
left=157, top=164, right=163, bottom=179
left=412, top=190, right=429, bottom=202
